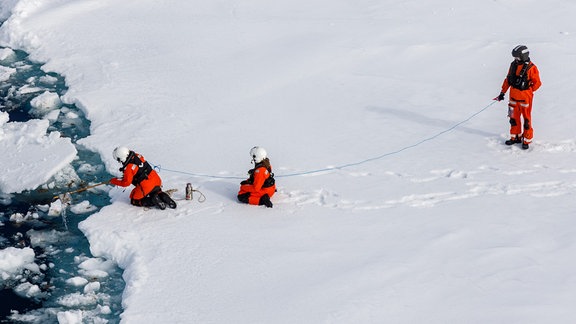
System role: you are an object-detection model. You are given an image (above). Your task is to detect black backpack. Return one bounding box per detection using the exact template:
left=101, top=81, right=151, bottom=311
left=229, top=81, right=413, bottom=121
left=507, top=61, right=533, bottom=90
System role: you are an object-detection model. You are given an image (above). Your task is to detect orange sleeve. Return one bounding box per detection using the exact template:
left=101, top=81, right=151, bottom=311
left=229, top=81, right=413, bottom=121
left=500, top=62, right=512, bottom=94
left=251, top=167, right=269, bottom=192
left=110, top=164, right=137, bottom=187
left=501, top=77, right=510, bottom=94
left=529, top=64, right=541, bottom=92
left=501, top=64, right=512, bottom=94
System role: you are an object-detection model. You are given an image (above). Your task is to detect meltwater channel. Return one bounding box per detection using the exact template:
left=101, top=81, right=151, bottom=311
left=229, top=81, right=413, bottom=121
left=1, top=46, right=124, bottom=323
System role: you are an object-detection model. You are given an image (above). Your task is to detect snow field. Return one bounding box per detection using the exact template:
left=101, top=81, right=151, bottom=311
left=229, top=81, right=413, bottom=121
left=2, top=0, right=576, bottom=323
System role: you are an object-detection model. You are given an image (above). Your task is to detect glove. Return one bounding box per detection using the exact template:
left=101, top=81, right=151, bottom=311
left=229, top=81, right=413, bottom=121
left=494, top=92, right=505, bottom=101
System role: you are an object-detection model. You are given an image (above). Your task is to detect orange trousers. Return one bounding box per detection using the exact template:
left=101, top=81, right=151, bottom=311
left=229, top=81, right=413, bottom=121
left=238, top=183, right=276, bottom=205
left=508, top=97, right=533, bottom=144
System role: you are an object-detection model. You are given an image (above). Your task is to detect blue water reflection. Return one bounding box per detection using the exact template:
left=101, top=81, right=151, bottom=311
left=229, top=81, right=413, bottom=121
left=1, top=45, right=123, bottom=323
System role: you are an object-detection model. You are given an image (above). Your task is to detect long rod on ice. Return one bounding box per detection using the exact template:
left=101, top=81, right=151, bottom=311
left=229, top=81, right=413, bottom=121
left=52, top=181, right=108, bottom=201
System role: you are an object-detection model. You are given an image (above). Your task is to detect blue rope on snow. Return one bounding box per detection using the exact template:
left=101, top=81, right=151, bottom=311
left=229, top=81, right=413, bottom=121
left=154, top=101, right=497, bottom=179
left=152, top=165, right=245, bottom=180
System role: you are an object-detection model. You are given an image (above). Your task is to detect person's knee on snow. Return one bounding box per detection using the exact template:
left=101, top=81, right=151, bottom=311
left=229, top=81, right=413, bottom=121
left=237, top=192, right=250, bottom=204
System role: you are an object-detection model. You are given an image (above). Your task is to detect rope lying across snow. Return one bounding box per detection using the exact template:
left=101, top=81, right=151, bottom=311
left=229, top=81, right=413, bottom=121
left=153, top=101, right=497, bottom=179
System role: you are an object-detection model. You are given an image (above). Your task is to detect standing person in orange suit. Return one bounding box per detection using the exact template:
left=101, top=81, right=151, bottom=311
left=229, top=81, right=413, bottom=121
left=237, top=146, right=276, bottom=208
left=109, top=146, right=176, bottom=209
left=495, top=45, right=542, bottom=150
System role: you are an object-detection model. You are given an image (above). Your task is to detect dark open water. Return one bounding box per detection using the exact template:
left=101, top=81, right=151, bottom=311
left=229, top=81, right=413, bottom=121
left=1, top=43, right=123, bottom=323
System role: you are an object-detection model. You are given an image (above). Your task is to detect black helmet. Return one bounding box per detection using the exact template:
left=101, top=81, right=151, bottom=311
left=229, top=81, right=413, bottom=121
left=512, top=45, right=530, bottom=62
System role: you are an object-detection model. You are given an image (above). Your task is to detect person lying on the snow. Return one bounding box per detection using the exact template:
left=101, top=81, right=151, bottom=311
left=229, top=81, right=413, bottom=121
left=237, top=146, right=276, bottom=208
left=109, top=146, right=176, bottom=210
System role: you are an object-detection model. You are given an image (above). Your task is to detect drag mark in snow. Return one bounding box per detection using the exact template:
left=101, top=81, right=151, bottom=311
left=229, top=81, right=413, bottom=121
left=382, top=179, right=573, bottom=208
left=279, top=166, right=576, bottom=210
left=173, top=204, right=225, bottom=218
left=279, top=189, right=346, bottom=208
left=537, top=140, right=576, bottom=153
left=411, top=169, right=472, bottom=183
left=389, top=180, right=573, bottom=209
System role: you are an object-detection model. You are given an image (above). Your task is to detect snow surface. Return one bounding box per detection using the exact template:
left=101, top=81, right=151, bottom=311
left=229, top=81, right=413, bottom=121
left=0, top=111, right=76, bottom=193
left=0, top=246, right=36, bottom=281
left=2, top=0, right=576, bottom=323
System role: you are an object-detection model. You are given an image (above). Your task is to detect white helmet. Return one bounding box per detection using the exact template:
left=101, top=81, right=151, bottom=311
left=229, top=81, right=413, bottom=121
left=113, top=146, right=131, bottom=163
left=250, top=146, right=267, bottom=163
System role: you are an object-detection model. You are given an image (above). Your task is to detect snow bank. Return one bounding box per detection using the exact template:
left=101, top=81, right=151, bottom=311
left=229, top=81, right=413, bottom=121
left=0, top=111, right=77, bottom=193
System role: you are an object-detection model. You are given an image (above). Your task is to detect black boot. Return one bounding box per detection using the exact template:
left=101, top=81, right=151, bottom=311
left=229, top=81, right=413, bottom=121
left=159, top=191, right=177, bottom=209
left=259, top=194, right=273, bottom=208
left=505, top=136, right=522, bottom=145
left=521, top=143, right=529, bottom=150
left=152, top=193, right=166, bottom=210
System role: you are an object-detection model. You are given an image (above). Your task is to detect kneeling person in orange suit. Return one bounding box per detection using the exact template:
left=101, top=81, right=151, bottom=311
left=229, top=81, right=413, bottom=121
left=237, top=146, right=276, bottom=208
left=109, top=146, right=176, bottom=210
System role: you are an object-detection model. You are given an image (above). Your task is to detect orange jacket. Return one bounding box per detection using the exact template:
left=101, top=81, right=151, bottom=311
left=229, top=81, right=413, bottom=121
left=238, top=165, right=276, bottom=202
left=110, top=152, right=162, bottom=200
left=501, top=61, right=541, bottom=102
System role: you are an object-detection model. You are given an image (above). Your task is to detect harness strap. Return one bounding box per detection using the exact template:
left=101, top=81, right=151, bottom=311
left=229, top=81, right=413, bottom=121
left=121, top=152, right=153, bottom=186
left=245, top=164, right=275, bottom=188
left=508, top=61, right=533, bottom=90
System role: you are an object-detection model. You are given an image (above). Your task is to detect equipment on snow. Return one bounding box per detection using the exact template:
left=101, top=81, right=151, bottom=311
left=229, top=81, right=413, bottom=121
left=185, top=183, right=193, bottom=200
left=185, top=184, right=206, bottom=203
left=169, top=186, right=206, bottom=203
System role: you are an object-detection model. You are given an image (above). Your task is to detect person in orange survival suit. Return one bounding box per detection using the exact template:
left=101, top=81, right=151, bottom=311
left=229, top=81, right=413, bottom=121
left=495, top=45, right=542, bottom=150
left=109, top=146, right=176, bottom=210
left=237, top=146, right=276, bottom=208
